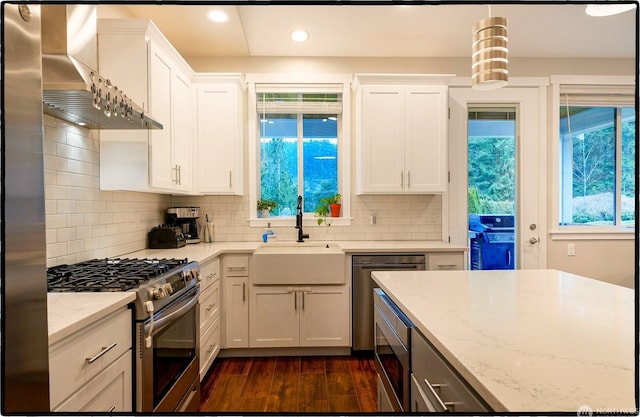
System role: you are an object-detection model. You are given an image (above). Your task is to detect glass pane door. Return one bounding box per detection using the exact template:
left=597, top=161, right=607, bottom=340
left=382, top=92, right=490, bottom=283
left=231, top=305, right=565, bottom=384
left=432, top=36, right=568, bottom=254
left=467, top=107, right=517, bottom=270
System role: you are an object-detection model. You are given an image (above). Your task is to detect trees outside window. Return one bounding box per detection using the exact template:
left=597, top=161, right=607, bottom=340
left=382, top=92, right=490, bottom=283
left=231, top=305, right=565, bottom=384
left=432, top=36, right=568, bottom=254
left=559, top=106, right=635, bottom=226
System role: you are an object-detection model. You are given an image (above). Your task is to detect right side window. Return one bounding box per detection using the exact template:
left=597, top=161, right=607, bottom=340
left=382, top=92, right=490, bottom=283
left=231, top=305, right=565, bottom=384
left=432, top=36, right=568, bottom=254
left=559, top=94, right=635, bottom=227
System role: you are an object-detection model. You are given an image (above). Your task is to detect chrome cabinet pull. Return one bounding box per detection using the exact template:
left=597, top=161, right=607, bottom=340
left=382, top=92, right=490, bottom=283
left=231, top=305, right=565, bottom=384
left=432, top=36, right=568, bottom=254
left=86, top=342, right=117, bottom=364
left=177, top=164, right=182, bottom=185
left=423, top=378, right=448, bottom=412
left=107, top=406, right=116, bottom=412
left=301, top=291, right=305, bottom=310
left=227, top=266, right=247, bottom=271
left=229, top=170, right=232, bottom=188
left=242, top=282, right=246, bottom=302
left=205, top=304, right=215, bottom=312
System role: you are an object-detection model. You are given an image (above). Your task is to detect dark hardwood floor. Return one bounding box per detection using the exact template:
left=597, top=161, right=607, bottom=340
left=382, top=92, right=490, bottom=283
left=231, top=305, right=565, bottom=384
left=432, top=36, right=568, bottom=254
left=199, top=355, right=378, bottom=413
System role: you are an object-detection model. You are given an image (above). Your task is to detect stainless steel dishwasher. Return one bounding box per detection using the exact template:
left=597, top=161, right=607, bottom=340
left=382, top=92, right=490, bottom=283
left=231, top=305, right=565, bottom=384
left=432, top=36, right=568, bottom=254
left=352, top=254, right=426, bottom=351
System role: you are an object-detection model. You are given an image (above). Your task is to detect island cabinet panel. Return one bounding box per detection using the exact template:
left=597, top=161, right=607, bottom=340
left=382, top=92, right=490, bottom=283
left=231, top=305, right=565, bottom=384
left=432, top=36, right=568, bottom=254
left=354, top=75, right=449, bottom=194
left=248, top=285, right=350, bottom=348
left=194, top=76, right=246, bottom=195
left=49, top=307, right=132, bottom=411
left=410, top=328, right=489, bottom=413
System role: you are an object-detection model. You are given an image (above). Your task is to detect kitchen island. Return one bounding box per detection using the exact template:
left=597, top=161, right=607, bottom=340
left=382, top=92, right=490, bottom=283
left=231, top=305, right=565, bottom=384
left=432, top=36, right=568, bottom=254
left=372, top=269, right=636, bottom=413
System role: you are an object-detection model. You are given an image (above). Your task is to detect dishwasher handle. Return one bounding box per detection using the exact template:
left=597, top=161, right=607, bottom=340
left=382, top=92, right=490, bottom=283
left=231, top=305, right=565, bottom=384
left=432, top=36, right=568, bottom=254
left=358, top=264, right=423, bottom=270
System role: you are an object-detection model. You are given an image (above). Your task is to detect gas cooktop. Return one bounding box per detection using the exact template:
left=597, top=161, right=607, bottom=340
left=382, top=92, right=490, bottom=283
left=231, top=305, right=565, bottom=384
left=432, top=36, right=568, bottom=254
left=47, top=258, right=189, bottom=292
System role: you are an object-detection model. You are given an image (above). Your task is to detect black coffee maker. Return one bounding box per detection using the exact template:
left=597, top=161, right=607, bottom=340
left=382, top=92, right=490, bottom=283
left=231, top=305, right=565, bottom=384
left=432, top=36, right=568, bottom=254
left=166, top=207, right=200, bottom=244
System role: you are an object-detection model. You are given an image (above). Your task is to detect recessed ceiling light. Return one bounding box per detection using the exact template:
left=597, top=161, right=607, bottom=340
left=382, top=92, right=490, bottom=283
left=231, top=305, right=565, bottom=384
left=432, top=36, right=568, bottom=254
left=585, top=3, right=636, bottom=16
left=208, top=10, right=228, bottom=23
left=290, top=29, right=309, bottom=42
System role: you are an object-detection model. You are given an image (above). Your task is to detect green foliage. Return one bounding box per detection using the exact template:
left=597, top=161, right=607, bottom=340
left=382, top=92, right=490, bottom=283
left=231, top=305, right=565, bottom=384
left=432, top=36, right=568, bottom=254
left=468, top=187, right=484, bottom=214
left=257, top=199, right=278, bottom=211
left=314, top=193, right=341, bottom=225
left=260, top=136, right=338, bottom=215
left=468, top=136, right=515, bottom=215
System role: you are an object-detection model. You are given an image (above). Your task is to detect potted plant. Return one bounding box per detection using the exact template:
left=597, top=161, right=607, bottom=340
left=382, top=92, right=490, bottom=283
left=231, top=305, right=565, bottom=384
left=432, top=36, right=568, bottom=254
left=257, top=199, right=278, bottom=218
left=314, top=193, right=342, bottom=225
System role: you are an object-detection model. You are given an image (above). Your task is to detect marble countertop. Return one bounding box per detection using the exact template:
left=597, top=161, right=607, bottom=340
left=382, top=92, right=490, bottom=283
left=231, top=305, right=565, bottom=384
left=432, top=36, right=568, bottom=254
left=125, top=240, right=467, bottom=264
left=371, top=269, right=636, bottom=413
left=47, top=240, right=465, bottom=345
left=48, top=292, right=136, bottom=345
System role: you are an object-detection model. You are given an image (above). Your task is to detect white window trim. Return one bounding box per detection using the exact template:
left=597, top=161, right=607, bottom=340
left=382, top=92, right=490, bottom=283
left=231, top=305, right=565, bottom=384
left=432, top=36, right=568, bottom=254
left=246, top=73, right=352, bottom=228
left=548, top=75, right=635, bottom=241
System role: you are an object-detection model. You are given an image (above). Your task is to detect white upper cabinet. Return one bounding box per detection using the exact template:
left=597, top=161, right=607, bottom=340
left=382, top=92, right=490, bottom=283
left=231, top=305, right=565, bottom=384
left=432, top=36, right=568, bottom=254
left=354, top=74, right=451, bottom=194
left=98, top=19, right=194, bottom=194
left=194, top=74, right=246, bottom=195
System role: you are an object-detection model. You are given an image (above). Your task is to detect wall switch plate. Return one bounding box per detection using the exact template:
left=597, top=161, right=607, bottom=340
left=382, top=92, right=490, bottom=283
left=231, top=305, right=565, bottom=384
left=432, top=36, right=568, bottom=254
left=567, top=243, right=576, bottom=256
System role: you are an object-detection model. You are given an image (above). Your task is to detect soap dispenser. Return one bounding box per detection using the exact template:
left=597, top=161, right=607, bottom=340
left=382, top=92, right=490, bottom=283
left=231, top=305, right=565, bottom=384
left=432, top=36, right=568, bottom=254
left=263, top=222, right=276, bottom=243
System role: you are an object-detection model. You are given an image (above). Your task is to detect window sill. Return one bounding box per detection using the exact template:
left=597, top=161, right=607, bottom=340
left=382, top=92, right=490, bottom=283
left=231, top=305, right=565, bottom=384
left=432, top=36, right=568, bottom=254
left=249, top=216, right=352, bottom=228
left=550, top=227, right=635, bottom=241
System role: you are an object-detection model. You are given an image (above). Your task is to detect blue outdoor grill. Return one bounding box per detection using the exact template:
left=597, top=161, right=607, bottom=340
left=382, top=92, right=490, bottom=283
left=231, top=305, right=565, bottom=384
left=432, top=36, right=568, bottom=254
left=468, top=214, right=515, bottom=270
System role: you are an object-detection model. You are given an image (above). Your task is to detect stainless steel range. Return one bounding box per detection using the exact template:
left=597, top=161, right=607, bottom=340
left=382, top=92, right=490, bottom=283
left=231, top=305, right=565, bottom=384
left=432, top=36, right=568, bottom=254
left=47, top=258, right=202, bottom=413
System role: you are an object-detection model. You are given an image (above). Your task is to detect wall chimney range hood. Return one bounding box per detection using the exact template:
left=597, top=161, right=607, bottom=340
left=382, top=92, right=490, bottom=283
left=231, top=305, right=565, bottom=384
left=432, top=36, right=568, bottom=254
left=41, top=5, right=162, bottom=130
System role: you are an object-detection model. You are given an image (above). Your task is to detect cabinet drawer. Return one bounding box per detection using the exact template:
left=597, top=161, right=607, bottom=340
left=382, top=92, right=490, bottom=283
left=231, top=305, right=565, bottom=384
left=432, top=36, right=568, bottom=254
left=410, top=328, right=488, bottom=412
left=199, top=282, right=220, bottom=329
left=427, top=253, right=464, bottom=270
left=199, top=257, right=220, bottom=291
left=223, top=255, right=249, bottom=276
left=199, top=316, right=220, bottom=380
left=50, top=308, right=132, bottom=409
left=53, top=350, right=132, bottom=412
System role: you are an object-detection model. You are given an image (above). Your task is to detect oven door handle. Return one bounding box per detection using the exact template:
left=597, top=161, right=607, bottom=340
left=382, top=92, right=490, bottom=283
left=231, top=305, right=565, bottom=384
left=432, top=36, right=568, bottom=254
left=144, top=286, right=200, bottom=337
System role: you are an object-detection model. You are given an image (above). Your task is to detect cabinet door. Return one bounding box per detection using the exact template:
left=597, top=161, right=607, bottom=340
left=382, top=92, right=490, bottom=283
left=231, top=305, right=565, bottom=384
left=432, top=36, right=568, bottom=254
left=172, top=70, right=193, bottom=192
left=197, top=83, right=244, bottom=195
left=404, top=86, right=448, bottom=193
left=249, top=286, right=298, bottom=348
left=360, top=85, right=405, bottom=193
left=149, top=42, right=174, bottom=189
left=223, top=277, right=248, bottom=348
left=53, top=351, right=132, bottom=412
left=299, top=286, right=350, bottom=347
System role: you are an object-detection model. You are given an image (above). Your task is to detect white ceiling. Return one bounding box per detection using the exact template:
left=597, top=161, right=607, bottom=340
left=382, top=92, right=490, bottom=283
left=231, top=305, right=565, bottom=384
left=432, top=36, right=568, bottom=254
left=111, top=3, right=637, bottom=59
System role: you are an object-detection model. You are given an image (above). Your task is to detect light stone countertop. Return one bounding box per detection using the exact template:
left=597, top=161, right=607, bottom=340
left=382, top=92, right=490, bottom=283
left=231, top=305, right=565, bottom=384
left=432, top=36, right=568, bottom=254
left=371, top=269, right=636, bottom=413
left=125, top=240, right=467, bottom=264
left=47, top=292, right=136, bottom=345
left=46, top=240, right=466, bottom=346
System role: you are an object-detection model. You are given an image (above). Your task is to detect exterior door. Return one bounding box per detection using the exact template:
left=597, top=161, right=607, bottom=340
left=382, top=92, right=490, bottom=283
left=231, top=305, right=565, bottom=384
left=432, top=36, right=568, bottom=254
left=448, top=86, right=546, bottom=269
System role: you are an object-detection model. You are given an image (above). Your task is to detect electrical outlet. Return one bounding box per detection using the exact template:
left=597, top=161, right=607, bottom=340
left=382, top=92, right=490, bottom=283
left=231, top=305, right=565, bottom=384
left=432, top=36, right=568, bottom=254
left=567, top=243, right=576, bottom=256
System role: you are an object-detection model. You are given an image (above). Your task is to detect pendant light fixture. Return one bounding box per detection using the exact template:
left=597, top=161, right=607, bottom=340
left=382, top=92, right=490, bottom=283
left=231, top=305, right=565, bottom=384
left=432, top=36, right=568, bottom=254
left=471, top=6, right=508, bottom=91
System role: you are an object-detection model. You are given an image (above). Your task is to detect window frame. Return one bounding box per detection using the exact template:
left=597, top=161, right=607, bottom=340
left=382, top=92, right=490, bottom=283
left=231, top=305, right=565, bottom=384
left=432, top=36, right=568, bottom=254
left=247, top=74, right=352, bottom=228
left=549, top=75, right=636, bottom=241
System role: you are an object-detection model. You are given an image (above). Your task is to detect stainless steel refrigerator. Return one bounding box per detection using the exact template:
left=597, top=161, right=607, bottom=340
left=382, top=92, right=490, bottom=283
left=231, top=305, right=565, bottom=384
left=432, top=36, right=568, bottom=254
left=2, top=3, right=51, bottom=413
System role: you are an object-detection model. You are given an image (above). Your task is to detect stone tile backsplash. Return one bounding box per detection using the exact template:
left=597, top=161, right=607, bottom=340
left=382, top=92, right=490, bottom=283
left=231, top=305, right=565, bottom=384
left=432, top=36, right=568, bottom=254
left=44, top=115, right=442, bottom=265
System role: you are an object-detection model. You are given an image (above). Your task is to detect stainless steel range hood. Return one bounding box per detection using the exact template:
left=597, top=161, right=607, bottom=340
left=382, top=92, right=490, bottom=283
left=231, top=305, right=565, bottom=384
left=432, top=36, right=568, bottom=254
left=41, top=5, right=162, bottom=130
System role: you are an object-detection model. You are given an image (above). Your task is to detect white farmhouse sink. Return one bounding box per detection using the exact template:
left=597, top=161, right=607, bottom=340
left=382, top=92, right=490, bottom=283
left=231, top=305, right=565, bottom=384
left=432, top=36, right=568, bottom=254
left=253, top=242, right=345, bottom=285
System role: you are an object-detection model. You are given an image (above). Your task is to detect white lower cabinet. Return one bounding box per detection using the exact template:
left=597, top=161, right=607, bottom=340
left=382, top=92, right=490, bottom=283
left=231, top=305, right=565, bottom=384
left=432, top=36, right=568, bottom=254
left=249, top=285, right=349, bottom=348
left=223, top=276, right=249, bottom=348
left=53, top=351, right=132, bottom=412
left=198, top=257, right=221, bottom=380
left=49, top=307, right=132, bottom=412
